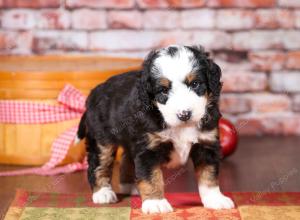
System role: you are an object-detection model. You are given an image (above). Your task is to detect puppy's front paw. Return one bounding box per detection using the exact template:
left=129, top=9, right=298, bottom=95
left=142, top=198, right=174, bottom=214
left=92, top=186, right=118, bottom=204
left=200, top=186, right=234, bottom=209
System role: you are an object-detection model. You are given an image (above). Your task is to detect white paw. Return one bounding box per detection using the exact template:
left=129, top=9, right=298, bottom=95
left=199, top=186, right=234, bottom=209
left=142, top=198, right=173, bottom=214
left=92, top=186, right=118, bottom=204
left=119, top=183, right=139, bottom=195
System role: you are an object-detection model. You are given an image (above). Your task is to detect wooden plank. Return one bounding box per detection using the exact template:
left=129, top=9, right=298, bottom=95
left=0, top=68, right=137, bottom=81
left=0, top=89, right=91, bottom=99
left=0, top=80, right=102, bottom=90
left=0, top=55, right=142, bottom=73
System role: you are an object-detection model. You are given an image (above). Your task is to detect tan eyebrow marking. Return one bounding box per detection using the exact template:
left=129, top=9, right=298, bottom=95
left=159, top=77, right=171, bottom=88
left=186, top=73, right=197, bottom=84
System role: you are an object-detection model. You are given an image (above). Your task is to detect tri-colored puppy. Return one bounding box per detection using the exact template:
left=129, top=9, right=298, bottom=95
left=77, top=45, right=234, bottom=214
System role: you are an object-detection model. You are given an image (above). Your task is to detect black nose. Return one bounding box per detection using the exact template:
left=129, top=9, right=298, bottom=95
left=177, top=110, right=192, bottom=121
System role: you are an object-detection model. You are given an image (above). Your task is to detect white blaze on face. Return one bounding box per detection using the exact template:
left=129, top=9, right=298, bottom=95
left=154, top=46, right=207, bottom=127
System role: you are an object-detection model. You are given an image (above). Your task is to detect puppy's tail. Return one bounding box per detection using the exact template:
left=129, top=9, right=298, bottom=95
left=75, top=112, right=87, bottom=144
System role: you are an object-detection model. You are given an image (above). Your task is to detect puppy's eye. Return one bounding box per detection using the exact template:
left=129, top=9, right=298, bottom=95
left=161, top=87, right=169, bottom=94
left=190, top=80, right=201, bottom=89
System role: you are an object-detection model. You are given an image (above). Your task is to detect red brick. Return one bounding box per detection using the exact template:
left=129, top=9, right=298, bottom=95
left=282, top=115, right=300, bottom=135
left=220, top=94, right=251, bottom=114
left=0, top=31, right=14, bottom=50
left=208, top=0, right=276, bottom=8
left=270, top=72, right=300, bottom=93
left=191, top=31, right=231, bottom=50
left=4, top=0, right=60, bottom=8
left=233, top=31, right=300, bottom=50
left=33, top=31, right=88, bottom=53
left=233, top=31, right=283, bottom=50
left=292, top=95, right=300, bottom=112
left=296, top=11, right=300, bottom=28
left=137, top=0, right=205, bottom=8
left=282, top=31, right=300, bottom=49
left=216, top=10, right=255, bottom=30
left=247, top=93, right=291, bottom=113
left=144, top=10, right=179, bottom=29
left=37, top=10, right=70, bottom=29
left=71, top=9, right=106, bottom=30
left=181, top=9, right=215, bottom=29
left=248, top=51, right=286, bottom=71
left=215, top=59, right=251, bottom=72
left=66, top=0, right=134, bottom=9
left=255, top=9, right=295, bottom=29
left=286, top=51, right=300, bottom=70
left=236, top=113, right=300, bottom=136
left=97, top=50, right=148, bottom=58
left=0, top=31, right=32, bottom=54
left=235, top=117, right=265, bottom=136
left=222, top=72, right=267, bottom=92
left=278, top=0, right=300, bottom=7
left=2, top=9, right=35, bottom=30
left=108, top=11, right=142, bottom=29
left=236, top=115, right=284, bottom=136
left=89, top=30, right=191, bottom=51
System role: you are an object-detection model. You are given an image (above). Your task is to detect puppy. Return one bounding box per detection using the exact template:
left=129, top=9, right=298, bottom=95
left=77, top=45, right=234, bottom=214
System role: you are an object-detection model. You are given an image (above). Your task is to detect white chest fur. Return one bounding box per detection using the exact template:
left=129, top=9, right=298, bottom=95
left=159, top=125, right=199, bottom=168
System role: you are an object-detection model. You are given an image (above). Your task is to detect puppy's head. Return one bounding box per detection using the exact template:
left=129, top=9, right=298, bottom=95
left=141, top=45, right=222, bottom=128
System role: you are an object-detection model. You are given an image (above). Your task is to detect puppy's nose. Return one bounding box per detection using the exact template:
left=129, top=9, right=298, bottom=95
left=177, top=110, right=192, bottom=121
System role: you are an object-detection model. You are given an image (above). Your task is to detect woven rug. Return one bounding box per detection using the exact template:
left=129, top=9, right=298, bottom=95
left=4, top=189, right=300, bottom=220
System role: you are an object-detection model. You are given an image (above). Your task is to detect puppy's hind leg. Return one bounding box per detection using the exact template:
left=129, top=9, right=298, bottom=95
left=119, top=150, right=138, bottom=195
left=87, top=137, right=118, bottom=204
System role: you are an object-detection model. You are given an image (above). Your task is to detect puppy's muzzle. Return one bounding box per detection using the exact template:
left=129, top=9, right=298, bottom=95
left=177, top=110, right=192, bottom=122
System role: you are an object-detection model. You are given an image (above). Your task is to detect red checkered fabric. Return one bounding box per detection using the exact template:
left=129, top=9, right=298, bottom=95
left=0, top=84, right=84, bottom=124
left=0, top=84, right=88, bottom=176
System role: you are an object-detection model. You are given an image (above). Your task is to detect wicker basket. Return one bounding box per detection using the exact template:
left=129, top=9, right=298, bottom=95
left=0, top=56, right=141, bottom=165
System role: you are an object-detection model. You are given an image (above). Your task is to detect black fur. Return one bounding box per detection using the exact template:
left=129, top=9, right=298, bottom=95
left=78, top=45, right=222, bottom=193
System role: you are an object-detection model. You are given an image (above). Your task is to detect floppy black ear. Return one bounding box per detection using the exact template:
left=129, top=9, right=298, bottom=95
left=186, top=45, right=223, bottom=130
left=207, top=59, right=222, bottom=100
left=186, top=45, right=222, bottom=100
left=138, top=49, right=159, bottom=110
left=200, top=59, right=222, bottom=130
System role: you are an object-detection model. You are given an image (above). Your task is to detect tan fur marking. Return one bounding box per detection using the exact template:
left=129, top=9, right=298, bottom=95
left=186, top=72, right=197, bottom=84
left=94, top=144, right=116, bottom=192
left=198, top=128, right=218, bottom=143
left=159, top=77, right=171, bottom=88
left=137, top=167, right=164, bottom=201
left=147, top=132, right=169, bottom=149
left=196, top=165, right=218, bottom=187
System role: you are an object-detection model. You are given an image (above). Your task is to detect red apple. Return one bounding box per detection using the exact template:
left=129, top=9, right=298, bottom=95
left=219, top=118, right=238, bottom=158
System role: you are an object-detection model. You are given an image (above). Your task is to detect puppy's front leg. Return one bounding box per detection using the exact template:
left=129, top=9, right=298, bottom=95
left=135, top=151, right=173, bottom=214
left=190, top=143, right=234, bottom=209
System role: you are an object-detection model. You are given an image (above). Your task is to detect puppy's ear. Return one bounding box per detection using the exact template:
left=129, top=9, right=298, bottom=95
left=138, top=49, right=159, bottom=108
left=187, top=45, right=222, bottom=99
left=187, top=45, right=222, bottom=130
left=201, top=60, right=222, bottom=130
left=141, top=49, right=159, bottom=93
left=207, top=59, right=222, bottom=100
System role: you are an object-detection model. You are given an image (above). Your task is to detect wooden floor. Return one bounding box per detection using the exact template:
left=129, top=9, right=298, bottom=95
left=1, top=136, right=300, bottom=219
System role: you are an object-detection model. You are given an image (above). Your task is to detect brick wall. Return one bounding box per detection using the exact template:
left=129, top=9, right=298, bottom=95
left=1, top=0, right=300, bottom=135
